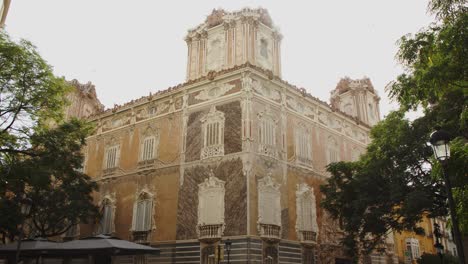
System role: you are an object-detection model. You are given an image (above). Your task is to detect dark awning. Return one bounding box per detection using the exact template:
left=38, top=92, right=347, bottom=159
left=57, top=234, right=159, bottom=256
left=0, top=235, right=159, bottom=257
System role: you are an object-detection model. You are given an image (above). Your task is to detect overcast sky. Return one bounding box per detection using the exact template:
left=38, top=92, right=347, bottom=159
left=5, top=1, right=434, bottom=117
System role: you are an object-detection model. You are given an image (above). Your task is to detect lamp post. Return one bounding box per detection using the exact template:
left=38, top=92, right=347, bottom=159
left=15, top=196, right=32, bottom=264
left=433, top=223, right=444, bottom=263
left=429, top=127, right=465, bottom=264
left=225, top=239, right=232, bottom=264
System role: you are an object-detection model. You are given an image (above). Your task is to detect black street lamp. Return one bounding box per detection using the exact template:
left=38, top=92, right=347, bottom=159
left=16, top=196, right=32, bottom=264
left=429, top=127, right=465, bottom=264
left=433, top=223, right=444, bottom=263
left=224, top=239, right=232, bottom=264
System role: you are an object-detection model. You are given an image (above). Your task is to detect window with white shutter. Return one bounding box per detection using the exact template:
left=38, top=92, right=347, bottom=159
left=200, top=106, right=225, bottom=159
left=295, top=124, right=312, bottom=165
left=104, top=145, right=119, bottom=169
left=296, top=183, right=318, bottom=243
left=258, top=174, right=281, bottom=226
left=132, top=192, right=153, bottom=232
left=327, top=136, right=339, bottom=164
left=257, top=107, right=277, bottom=157
left=99, top=199, right=114, bottom=235
left=140, top=136, right=156, bottom=161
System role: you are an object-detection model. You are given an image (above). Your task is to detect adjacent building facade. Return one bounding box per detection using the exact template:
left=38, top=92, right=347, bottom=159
left=73, top=8, right=388, bottom=264
left=0, top=0, right=11, bottom=29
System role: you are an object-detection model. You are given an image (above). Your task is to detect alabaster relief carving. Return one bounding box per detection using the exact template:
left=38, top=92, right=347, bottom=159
left=343, top=123, right=353, bottom=136
left=256, top=31, right=273, bottom=70
left=286, top=97, right=316, bottom=118
left=195, top=82, right=235, bottom=101
left=206, top=33, right=225, bottom=71
left=241, top=74, right=253, bottom=92
left=156, top=101, right=171, bottom=115
left=197, top=170, right=226, bottom=237
left=328, top=117, right=342, bottom=132
left=131, top=187, right=156, bottom=232
left=317, top=111, right=328, bottom=125
left=200, top=105, right=225, bottom=159
left=257, top=173, right=281, bottom=238
left=327, top=136, right=339, bottom=164
left=251, top=79, right=281, bottom=101
left=257, top=105, right=278, bottom=157
left=295, top=183, right=319, bottom=242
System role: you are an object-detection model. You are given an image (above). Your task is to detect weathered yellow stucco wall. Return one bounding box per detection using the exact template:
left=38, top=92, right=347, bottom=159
left=394, top=216, right=436, bottom=262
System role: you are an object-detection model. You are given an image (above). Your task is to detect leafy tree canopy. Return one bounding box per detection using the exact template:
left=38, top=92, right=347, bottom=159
left=0, top=31, right=99, bottom=242
left=321, top=0, right=467, bottom=258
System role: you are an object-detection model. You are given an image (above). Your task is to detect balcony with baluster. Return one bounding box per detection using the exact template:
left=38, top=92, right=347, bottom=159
left=299, top=230, right=317, bottom=245
left=259, top=223, right=281, bottom=242
left=198, top=224, right=224, bottom=243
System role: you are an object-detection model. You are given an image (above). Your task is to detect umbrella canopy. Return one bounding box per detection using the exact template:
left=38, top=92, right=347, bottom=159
left=0, top=235, right=159, bottom=257
left=0, top=237, right=60, bottom=256
left=57, top=234, right=159, bottom=256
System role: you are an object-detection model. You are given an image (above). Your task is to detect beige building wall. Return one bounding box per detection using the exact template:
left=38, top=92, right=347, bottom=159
left=66, top=8, right=388, bottom=264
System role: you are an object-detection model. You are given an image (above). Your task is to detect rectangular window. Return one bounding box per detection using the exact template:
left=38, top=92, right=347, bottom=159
left=100, top=204, right=113, bottom=234
left=260, top=119, right=276, bottom=146
left=296, top=127, right=311, bottom=162
left=141, top=137, right=155, bottom=161
left=133, top=199, right=153, bottom=232
left=105, top=145, right=119, bottom=169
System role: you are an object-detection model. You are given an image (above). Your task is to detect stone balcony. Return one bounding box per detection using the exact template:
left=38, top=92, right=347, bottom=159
left=259, top=224, right=281, bottom=242
left=299, top=230, right=317, bottom=245
left=137, top=159, right=156, bottom=169
left=132, top=231, right=150, bottom=244
left=198, top=224, right=224, bottom=242
left=201, top=145, right=224, bottom=160
left=102, top=167, right=117, bottom=177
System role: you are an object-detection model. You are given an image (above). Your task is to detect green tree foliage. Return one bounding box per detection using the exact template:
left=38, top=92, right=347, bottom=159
left=0, top=31, right=99, bottom=242
left=320, top=0, right=467, bottom=258
left=321, top=111, right=447, bottom=257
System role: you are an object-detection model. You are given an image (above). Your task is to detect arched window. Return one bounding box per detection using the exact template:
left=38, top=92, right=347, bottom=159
left=98, top=197, right=115, bottom=235
left=296, top=184, right=318, bottom=243
left=200, top=106, right=225, bottom=159
left=258, top=174, right=281, bottom=240
left=295, top=123, right=312, bottom=165
left=197, top=170, right=225, bottom=239
left=327, top=136, right=339, bottom=164
left=132, top=192, right=154, bottom=232
left=257, top=107, right=277, bottom=157
left=139, top=127, right=159, bottom=162
left=104, top=137, right=120, bottom=171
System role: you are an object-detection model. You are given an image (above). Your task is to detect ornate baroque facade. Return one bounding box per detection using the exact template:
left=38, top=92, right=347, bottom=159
left=74, top=8, right=387, bottom=264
